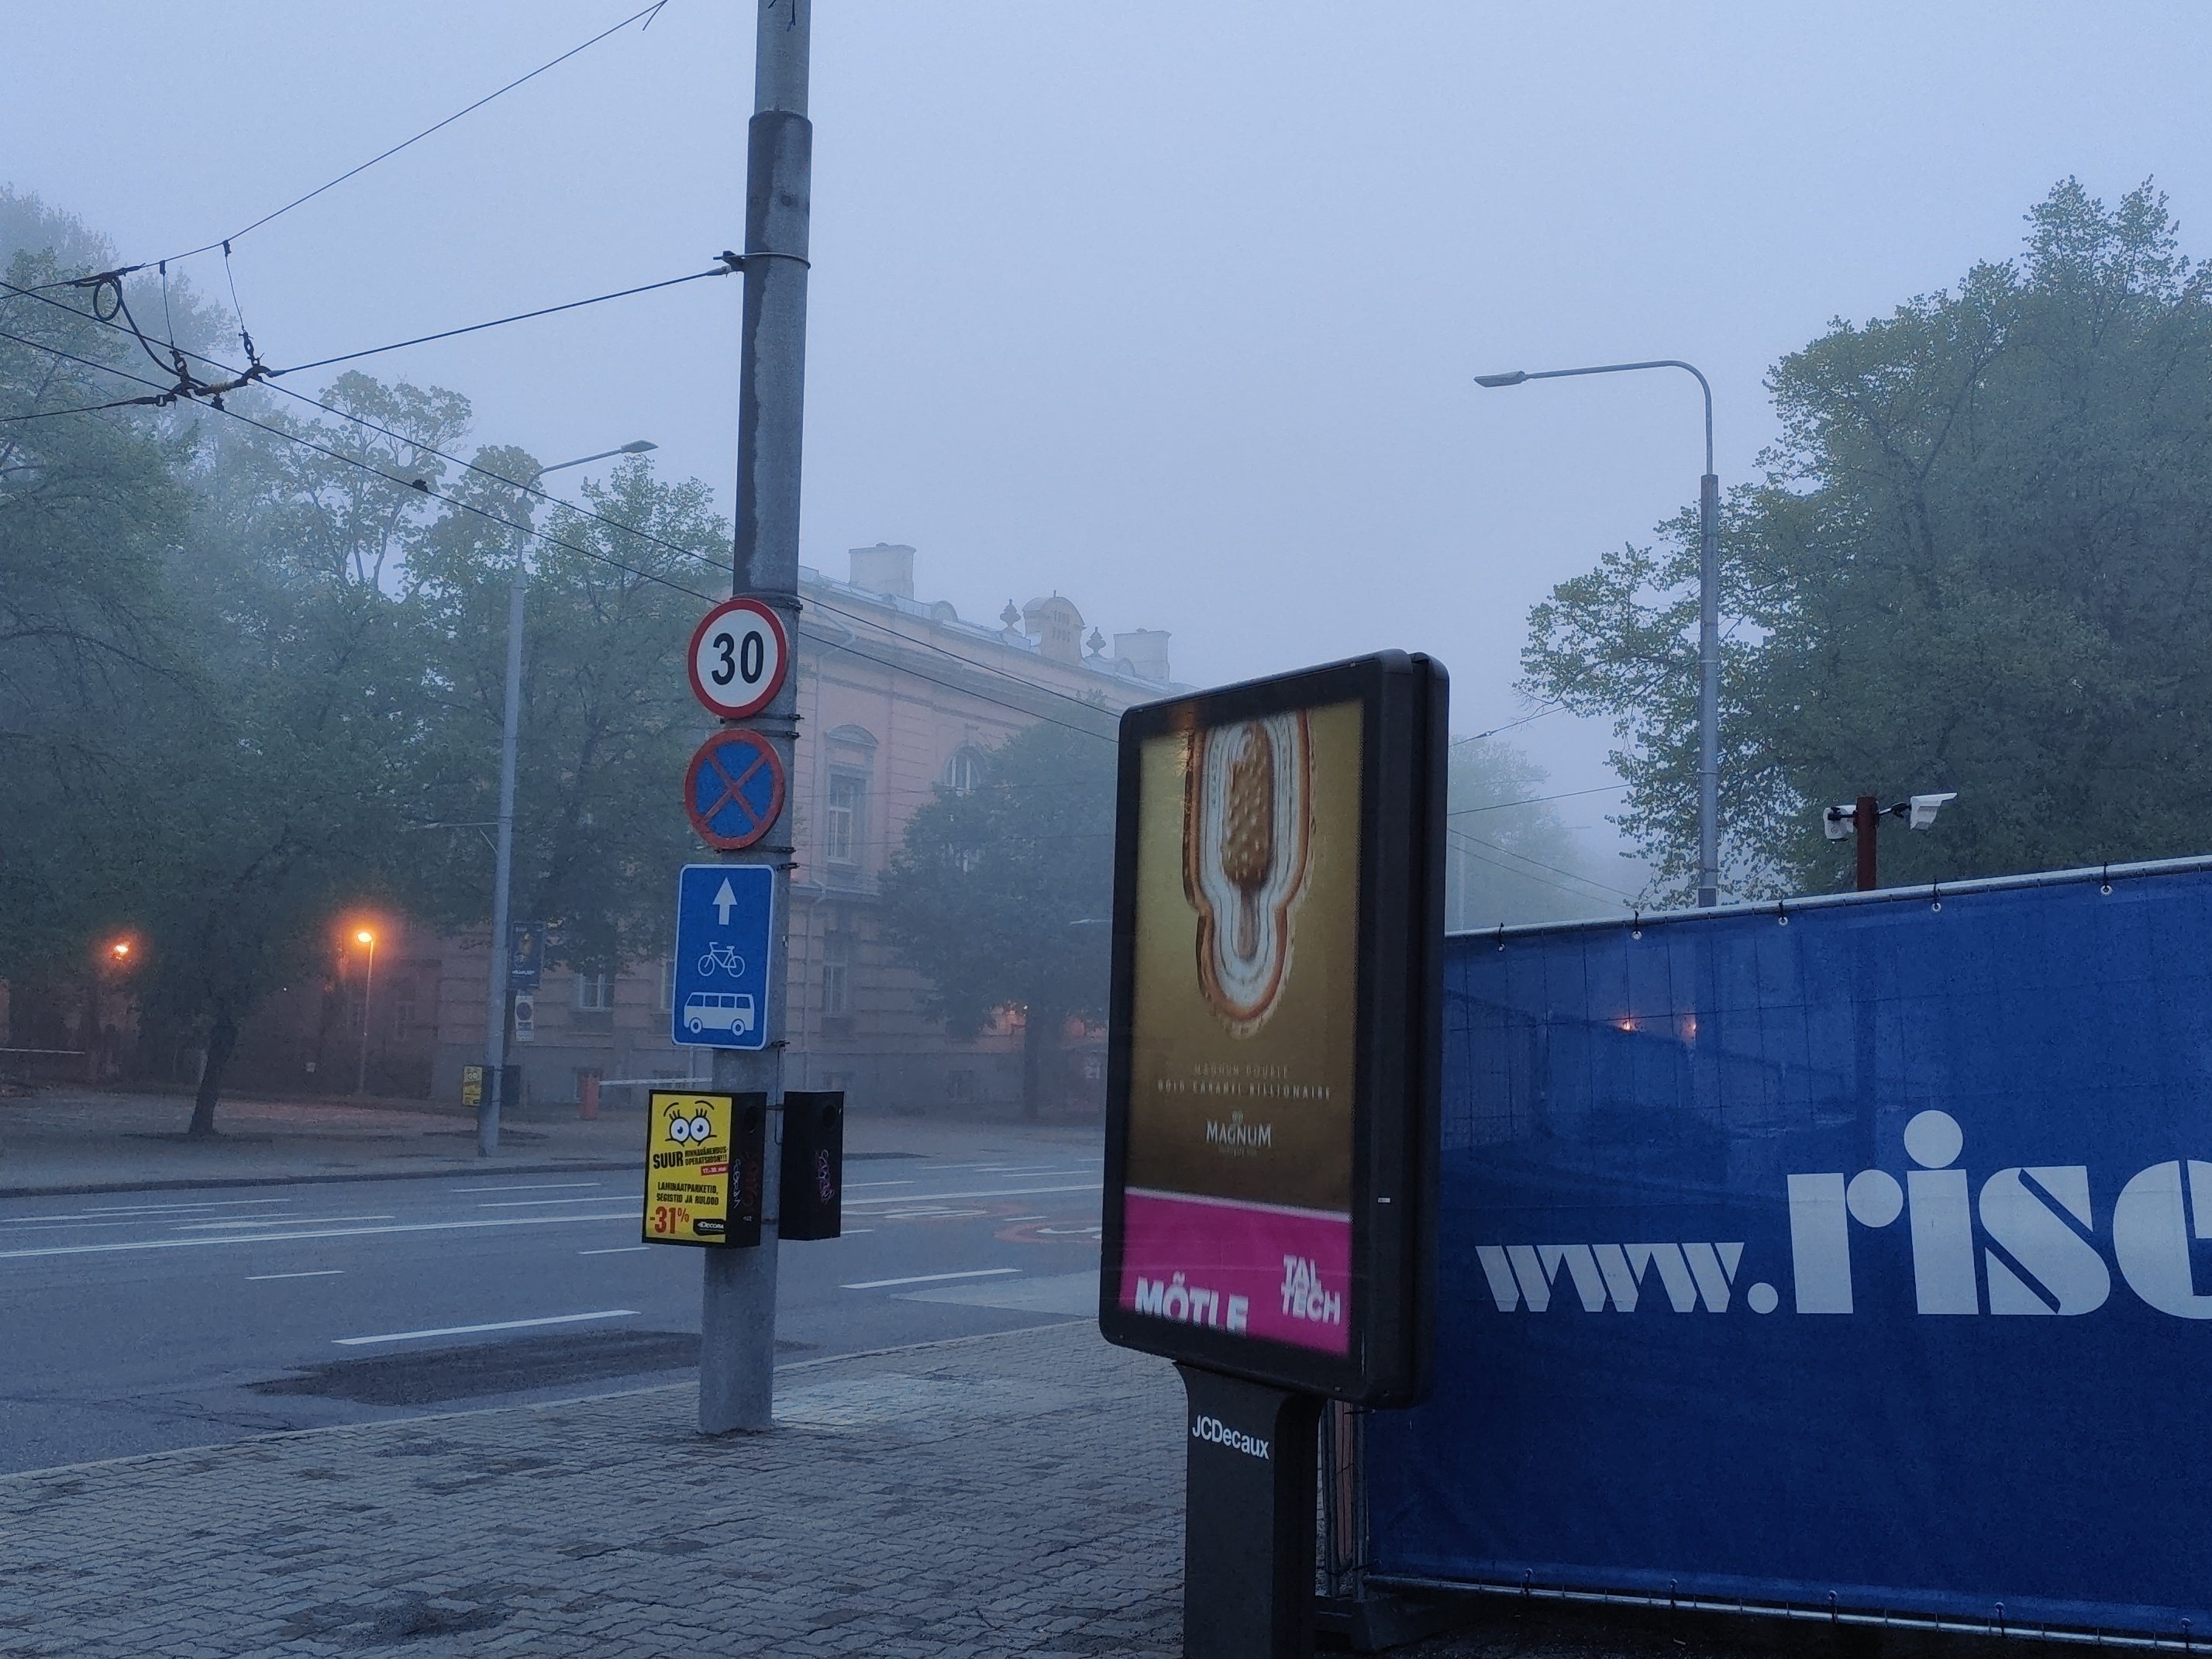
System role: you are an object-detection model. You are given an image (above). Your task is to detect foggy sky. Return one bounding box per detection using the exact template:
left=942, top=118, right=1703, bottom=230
left=5, top=2, right=2205, bottom=833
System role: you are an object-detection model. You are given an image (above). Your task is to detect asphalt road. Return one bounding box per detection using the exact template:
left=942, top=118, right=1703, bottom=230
left=0, top=1123, right=1104, bottom=1474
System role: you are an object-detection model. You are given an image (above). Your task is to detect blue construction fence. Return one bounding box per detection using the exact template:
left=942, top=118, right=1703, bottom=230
left=1367, top=858, right=2212, bottom=1640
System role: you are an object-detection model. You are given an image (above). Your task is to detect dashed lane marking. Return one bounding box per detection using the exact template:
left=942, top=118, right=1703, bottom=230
left=335, top=1309, right=639, bottom=1347
left=842, top=1268, right=1022, bottom=1291
left=0, top=1209, right=653, bottom=1262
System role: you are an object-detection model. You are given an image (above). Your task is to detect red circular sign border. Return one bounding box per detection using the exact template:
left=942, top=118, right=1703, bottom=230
left=687, top=597, right=790, bottom=721
left=683, top=728, right=787, bottom=851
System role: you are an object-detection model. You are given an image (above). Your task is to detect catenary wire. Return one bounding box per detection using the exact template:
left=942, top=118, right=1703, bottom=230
left=1445, top=827, right=1634, bottom=909
left=1447, top=824, right=1637, bottom=902
left=6, top=288, right=1628, bottom=766
left=0, top=273, right=1146, bottom=741
left=269, top=265, right=736, bottom=378
left=10, top=330, right=1649, bottom=897
left=0, top=325, right=1135, bottom=750
left=138, top=2, right=672, bottom=272
left=17, top=274, right=1593, bottom=757
left=1449, top=783, right=1625, bottom=816
left=1445, top=836, right=1628, bottom=914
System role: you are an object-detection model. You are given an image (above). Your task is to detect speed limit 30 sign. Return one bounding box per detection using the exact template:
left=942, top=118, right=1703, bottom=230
left=687, top=597, right=789, bottom=720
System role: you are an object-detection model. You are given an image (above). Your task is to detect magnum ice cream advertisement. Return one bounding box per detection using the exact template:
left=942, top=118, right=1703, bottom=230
left=1117, top=698, right=1362, bottom=1356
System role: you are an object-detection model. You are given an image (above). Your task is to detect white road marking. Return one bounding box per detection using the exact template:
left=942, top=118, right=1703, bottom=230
left=1000, top=1215, right=1048, bottom=1223
left=58, top=1212, right=288, bottom=1221
left=842, top=1181, right=1100, bottom=1208
left=477, top=1195, right=642, bottom=1209
left=842, top=1268, right=1022, bottom=1290
left=336, top=1309, right=639, bottom=1347
left=0, top=1210, right=650, bottom=1262
left=578, top=1246, right=650, bottom=1255
left=841, top=1180, right=915, bottom=1190
left=177, top=1214, right=394, bottom=1230
left=246, top=1269, right=345, bottom=1281
left=452, top=1181, right=604, bottom=1194
left=882, top=1208, right=989, bottom=1220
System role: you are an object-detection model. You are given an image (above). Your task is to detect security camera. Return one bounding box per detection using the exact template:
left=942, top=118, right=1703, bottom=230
left=1823, top=805, right=1856, bottom=841
left=1907, top=792, right=1957, bottom=831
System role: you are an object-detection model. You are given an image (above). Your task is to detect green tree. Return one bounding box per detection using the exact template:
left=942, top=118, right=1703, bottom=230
left=408, top=452, right=723, bottom=980
left=0, top=242, right=194, bottom=983
left=136, top=375, right=458, bottom=1134
left=1522, top=179, right=2212, bottom=901
left=878, top=719, right=1117, bottom=1115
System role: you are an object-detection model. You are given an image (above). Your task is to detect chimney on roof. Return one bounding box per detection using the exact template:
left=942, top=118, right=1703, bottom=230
left=848, top=543, right=915, bottom=598
left=1115, top=629, right=1172, bottom=683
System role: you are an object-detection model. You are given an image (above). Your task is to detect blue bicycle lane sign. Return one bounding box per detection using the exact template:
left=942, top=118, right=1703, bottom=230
left=671, top=864, right=774, bottom=1050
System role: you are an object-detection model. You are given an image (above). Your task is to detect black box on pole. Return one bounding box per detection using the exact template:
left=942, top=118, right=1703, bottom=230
left=778, top=1090, right=843, bottom=1240
left=729, top=1093, right=768, bottom=1247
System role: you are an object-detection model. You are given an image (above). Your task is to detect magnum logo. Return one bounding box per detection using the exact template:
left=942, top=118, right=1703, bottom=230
left=1184, top=713, right=1313, bottom=1034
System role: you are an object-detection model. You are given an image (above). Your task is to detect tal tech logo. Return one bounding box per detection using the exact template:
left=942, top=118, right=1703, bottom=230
left=1478, top=1110, right=2212, bottom=1319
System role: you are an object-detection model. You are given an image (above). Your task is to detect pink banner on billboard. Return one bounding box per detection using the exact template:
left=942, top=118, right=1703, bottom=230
left=1118, top=1187, right=1353, bottom=1356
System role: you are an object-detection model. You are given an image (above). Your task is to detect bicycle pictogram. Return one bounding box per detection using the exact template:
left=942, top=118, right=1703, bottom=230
left=698, top=943, right=746, bottom=978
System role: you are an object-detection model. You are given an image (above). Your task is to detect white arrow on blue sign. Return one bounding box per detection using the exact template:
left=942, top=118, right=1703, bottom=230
left=671, top=864, right=774, bottom=1050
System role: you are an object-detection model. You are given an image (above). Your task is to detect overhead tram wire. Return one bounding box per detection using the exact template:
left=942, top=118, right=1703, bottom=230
left=64, top=0, right=673, bottom=287
left=8, top=316, right=1631, bottom=819
left=9, top=285, right=1584, bottom=763
left=1445, top=826, right=1636, bottom=910
left=0, top=326, right=1132, bottom=751
left=1454, top=707, right=1563, bottom=745
left=1445, top=838, right=1628, bottom=915
left=267, top=263, right=741, bottom=379
left=3, top=268, right=1161, bottom=743
left=1450, top=782, right=1625, bottom=816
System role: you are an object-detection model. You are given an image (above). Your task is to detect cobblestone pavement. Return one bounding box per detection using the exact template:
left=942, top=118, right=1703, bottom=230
left=0, top=1323, right=1183, bottom=1657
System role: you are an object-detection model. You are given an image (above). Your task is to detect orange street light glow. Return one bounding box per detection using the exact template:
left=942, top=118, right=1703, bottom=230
left=355, top=930, right=374, bottom=945
left=109, top=941, right=131, bottom=960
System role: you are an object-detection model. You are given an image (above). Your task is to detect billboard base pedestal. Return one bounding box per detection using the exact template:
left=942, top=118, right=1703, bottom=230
left=1178, top=1364, right=1322, bottom=1659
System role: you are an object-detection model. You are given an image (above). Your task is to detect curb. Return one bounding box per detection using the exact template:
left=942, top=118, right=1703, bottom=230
left=0, top=1157, right=644, bottom=1201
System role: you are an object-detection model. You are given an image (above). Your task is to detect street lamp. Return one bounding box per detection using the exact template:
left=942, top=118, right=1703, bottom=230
left=354, top=928, right=377, bottom=1095
left=1475, top=360, right=1722, bottom=908
left=480, top=439, right=656, bottom=1157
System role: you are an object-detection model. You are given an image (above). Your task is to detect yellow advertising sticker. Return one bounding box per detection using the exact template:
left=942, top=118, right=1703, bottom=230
left=644, top=1090, right=736, bottom=1245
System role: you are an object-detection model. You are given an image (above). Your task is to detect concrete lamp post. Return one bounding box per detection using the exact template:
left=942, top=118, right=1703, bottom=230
left=353, top=929, right=377, bottom=1096
left=1475, top=360, right=1722, bottom=907
left=478, top=439, right=656, bottom=1157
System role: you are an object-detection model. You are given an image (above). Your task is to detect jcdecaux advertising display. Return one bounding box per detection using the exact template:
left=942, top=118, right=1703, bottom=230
left=1099, top=651, right=1445, bottom=1405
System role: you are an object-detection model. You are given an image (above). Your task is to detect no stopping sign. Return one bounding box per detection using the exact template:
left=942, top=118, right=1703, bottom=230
left=687, top=597, right=788, bottom=720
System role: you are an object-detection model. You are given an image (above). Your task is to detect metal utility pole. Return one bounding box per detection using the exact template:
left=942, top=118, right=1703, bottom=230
left=1474, top=359, right=1722, bottom=906
left=478, top=440, right=656, bottom=1158
left=700, top=0, right=811, bottom=1436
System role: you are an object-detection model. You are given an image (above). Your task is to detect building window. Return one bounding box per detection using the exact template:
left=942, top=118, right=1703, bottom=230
left=660, top=955, right=676, bottom=1012
left=822, top=930, right=852, bottom=1016
left=574, top=971, right=613, bottom=1012
left=391, top=980, right=417, bottom=1040
left=943, top=747, right=987, bottom=796
left=825, top=773, right=865, bottom=864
